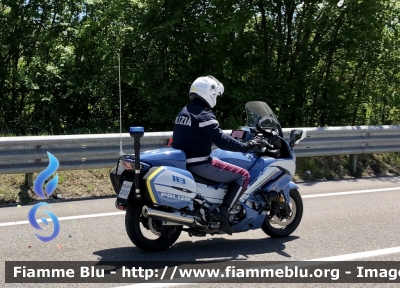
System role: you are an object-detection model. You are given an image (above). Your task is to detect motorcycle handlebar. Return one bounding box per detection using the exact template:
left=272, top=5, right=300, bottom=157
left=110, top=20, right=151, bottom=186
left=247, top=138, right=274, bottom=154
left=260, top=139, right=274, bottom=150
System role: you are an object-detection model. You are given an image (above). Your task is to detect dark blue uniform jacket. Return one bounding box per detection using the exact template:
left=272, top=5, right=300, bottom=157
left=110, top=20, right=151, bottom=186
left=172, top=98, right=248, bottom=166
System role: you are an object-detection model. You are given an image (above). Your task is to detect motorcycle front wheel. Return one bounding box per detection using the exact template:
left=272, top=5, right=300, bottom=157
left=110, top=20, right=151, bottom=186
left=125, top=200, right=182, bottom=252
left=261, top=189, right=303, bottom=238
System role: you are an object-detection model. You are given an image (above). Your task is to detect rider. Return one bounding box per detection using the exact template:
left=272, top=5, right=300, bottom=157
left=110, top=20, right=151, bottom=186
left=171, top=75, right=257, bottom=235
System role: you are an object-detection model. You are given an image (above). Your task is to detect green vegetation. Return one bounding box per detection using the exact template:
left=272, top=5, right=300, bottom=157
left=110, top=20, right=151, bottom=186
left=1, top=0, right=400, bottom=135
left=295, top=153, right=400, bottom=181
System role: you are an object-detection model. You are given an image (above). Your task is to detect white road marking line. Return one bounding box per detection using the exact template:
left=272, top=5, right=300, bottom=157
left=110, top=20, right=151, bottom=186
left=306, top=246, right=400, bottom=261
left=0, top=211, right=125, bottom=227
left=301, top=186, right=400, bottom=198
left=113, top=246, right=400, bottom=288
left=1, top=186, right=400, bottom=227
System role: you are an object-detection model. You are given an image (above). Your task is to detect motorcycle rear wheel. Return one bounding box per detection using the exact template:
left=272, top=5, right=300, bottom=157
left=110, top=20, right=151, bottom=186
left=261, top=189, right=303, bottom=238
left=125, top=200, right=182, bottom=252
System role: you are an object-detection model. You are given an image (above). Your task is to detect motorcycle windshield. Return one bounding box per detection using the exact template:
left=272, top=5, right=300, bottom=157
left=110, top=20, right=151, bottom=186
left=245, top=101, right=280, bottom=129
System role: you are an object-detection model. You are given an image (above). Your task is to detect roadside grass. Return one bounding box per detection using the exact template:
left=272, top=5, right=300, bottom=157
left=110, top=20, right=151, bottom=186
left=1, top=153, right=400, bottom=206
left=294, top=153, right=400, bottom=181
left=0, top=168, right=115, bottom=206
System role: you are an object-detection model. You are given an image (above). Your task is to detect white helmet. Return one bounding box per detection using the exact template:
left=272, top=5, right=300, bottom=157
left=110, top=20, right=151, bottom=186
left=189, top=75, right=224, bottom=108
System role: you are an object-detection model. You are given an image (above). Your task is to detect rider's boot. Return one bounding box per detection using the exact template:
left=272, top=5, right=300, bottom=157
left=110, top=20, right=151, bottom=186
left=210, top=182, right=245, bottom=235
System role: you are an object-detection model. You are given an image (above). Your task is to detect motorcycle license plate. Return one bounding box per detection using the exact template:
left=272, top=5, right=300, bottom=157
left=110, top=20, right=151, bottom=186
left=119, top=181, right=133, bottom=199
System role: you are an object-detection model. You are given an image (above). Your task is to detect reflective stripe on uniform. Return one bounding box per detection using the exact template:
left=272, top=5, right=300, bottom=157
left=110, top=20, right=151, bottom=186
left=186, top=156, right=210, bottom=163
left=199, top=119, right=219, bottom=127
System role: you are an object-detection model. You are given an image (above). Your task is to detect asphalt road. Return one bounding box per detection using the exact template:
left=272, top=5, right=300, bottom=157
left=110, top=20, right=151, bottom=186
left=1, top=176, right=400, bottom=288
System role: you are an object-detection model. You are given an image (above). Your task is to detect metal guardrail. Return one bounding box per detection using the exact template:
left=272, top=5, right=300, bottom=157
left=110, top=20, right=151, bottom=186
left=1, top=126, right=400, bottom=185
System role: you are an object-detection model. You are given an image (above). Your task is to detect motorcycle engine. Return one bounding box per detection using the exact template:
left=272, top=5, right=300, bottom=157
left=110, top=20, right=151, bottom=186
left=229, top=202, right=245, bottom=224
left=230, top=202, right=242, bottom=214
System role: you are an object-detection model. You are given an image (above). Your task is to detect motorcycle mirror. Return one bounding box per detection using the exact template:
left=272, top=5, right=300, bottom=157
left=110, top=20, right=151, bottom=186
left=289, top=129, right=306, bottom=146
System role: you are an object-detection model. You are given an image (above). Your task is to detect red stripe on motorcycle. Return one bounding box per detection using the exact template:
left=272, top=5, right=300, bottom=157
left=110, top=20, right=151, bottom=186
left=210, top=158, right=250, bottom=188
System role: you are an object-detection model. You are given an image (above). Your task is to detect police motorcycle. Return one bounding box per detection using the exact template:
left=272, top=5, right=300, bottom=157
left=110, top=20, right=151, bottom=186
left=109, top=101, right=306, bottom=252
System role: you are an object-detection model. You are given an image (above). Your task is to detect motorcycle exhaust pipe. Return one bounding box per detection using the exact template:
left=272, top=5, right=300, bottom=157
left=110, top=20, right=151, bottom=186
left=142, top=205, right=198, bottom=227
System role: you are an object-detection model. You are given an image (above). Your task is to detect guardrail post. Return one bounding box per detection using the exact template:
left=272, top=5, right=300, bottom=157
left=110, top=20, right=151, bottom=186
left=25, top=173, right=33, bottom=187
left=24, top=144, right=42, bottom=187
left=349, top=154, right=357, bottom=173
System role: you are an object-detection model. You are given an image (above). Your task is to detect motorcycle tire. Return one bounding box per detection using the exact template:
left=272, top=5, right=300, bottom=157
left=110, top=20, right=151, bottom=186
left=125, top=200, right=182, bottom=252
left=261, top=188, right=303, bottom=238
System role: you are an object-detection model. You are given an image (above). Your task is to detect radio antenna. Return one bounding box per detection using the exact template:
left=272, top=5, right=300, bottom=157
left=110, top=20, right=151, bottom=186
left=118, top=52, right=124, bottom=155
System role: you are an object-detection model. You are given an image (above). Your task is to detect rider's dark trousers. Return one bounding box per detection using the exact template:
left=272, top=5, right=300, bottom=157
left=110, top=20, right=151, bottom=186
left=188, top=157, right=250, bottom=189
